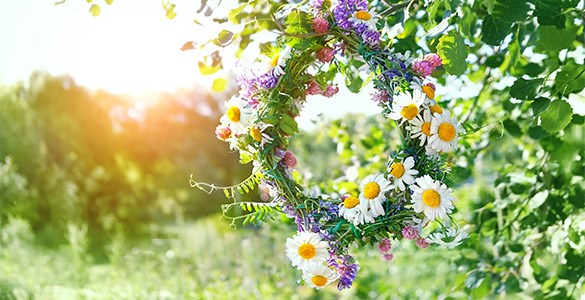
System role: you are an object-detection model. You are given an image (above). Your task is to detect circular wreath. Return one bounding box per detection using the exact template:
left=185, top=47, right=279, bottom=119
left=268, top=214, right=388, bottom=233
left=192, top=0, right=467, bottom=290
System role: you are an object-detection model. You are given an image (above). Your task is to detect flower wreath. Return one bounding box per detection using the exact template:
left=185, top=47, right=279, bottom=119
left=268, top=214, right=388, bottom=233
left=192, top=0, right=468, bottom=290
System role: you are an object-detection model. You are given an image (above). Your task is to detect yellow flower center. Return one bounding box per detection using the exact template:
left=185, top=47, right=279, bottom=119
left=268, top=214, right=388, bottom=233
left=343, top=196, right=360, bottom=209
left=363, top=182, right=381, bottom=200
left=355, top=10, right=371, bottom=20
left=422, top=85, right=435, bottom=99
left=400, top=104, right=419, bottom=120
left=226, top=106, right=241, bottom=122
left=250, top=127, right=262, bottom=142
left=271, top=53, right=280, bottom=67
left=430, top=104, right=443, bottom=115
left=422, top=189, right=441, bottom=208
left=421, top=122, right=431, bottom=136
left=390, top=163, right=405, bottom=179
left=298, top=243, right=316, bottom=260
left=438, top=123, right=456, bottom=141
left=312, top=275, right=328, bottom=287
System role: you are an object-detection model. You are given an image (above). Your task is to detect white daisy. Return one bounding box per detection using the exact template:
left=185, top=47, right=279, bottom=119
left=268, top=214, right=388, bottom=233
left=302, top=264, right=340, bottom=290
left=338, top=195, right=361, bottom=221
left=428, top=111, right=462, bottom=153
left=411, top=175, right=454, bottom=220
left=388, top=156, right=419, bottom=191
left=409, top=109, right=432, bottom=146
left=249, top=122, right=274, bottom=148
left=388, top=89, right=426, bottom=125
left=427, top=227, right=468, bottom=248
left=358, top=174, right=393, bottom=218
left=220, top=97, right=253, bottom=135
left=285, top=231, right=328, bottom=270
left=349, top=9, right=379, bottom=28
left=351, top=207, right=375, bottom=226
left=268, top=45, right=292, bottom=77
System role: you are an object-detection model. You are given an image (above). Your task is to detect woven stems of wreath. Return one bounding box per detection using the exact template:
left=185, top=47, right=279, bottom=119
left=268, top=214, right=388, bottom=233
left=192, top=0, right=467, bottom=291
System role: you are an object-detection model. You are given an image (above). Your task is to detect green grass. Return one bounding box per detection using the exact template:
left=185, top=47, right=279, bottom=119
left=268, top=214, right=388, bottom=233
left=1, top=216, right=469, bottom=299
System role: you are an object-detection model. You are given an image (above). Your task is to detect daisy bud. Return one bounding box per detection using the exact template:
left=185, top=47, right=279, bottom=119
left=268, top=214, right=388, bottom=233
left=413, top=61, right=432, bottom=77
left=316, top=47, right=335, bottom=63
left=422, top=83, right=435, bottom=100
left=312, top=17, right=329, bottom=34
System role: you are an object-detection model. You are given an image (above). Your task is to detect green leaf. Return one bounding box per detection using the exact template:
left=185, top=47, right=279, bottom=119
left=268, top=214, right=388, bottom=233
left=531, top=97, right=550, bottom=115
left=437, top=31, right=468, bottom=76
left=554, top=60, right=585, bottom=95
left=528, top=126, right=549, bottom=140
left=536, top=25, right=577, bottom=53
left=540, top=100, right=573, bottom=133
left=492, top=0, right=532, bottom=23
left=510, top=78, right=544, bottom=100
left=104, top=0, right=113, bottom=4
left=211, top=78, right=227, bottom=92
left=279, top=115, right=298, bottom=135
left=164, top=4, right=176, bottom=19
left=89, top=4, right=101, bottom=16
left=481, top=15, right=511, bottom=46
left=345, top=74, right=363, bottom=93
left=503, top=119, right=521, bottom=137
left=535, top=0, right=566, bottom=29
left=228, top=3, right=247, bottom=24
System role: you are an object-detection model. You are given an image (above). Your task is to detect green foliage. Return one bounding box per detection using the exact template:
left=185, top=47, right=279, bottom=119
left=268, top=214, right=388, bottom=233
left=437, top=31, right=468, bottom=75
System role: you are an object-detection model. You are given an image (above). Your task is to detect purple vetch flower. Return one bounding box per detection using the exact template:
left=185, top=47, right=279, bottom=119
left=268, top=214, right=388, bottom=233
left=274, top=148, right=286, bottom=160
left=310, top=0, right=325, bottom=10
left=333, top=42, right=346, bottom=56
left=329, top=254, right=360, bottom=290
left=258, top=73, right=278, bottom=89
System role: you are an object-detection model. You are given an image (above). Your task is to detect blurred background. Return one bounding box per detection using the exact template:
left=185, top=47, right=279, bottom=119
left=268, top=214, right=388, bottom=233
left=1, top=0, right=584, bottom=299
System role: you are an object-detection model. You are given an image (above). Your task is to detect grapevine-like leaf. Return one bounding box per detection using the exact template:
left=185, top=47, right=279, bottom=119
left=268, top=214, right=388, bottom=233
left=540, top=100, right=573, bottom=133
left=437, top=31, right=468, bottom=76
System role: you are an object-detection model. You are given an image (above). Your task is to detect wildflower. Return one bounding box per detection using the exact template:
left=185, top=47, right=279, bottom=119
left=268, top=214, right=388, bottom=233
left=332, top=0, right=368, bottom=30
left=349, top=8, right=378, bottom=28
left=220, top=97, right=253, bottom=135
left=316, top=47, right=335, bottom=63
left=269, top=46, right=292, bottom=77
left=382, top=253, right=395, bottom=261
left=329, top=254, right=359, bottom=290
left=302, top=264, right=340, bottom=290
left=401, top=225, right=419, bottom=240
left=428, top=111, right=462, bottom=153
left=411, top=175, right=454, bottom=220
left=424, top=53, right=442, bottom=69
left=388, top=89, right=426, bottom=125
left=416, top=237, right=430, bottom=248
left=377, top=238, right=392, bottom=253
left=409, top=109, right=433, bottom=146
left=285, top=231, right=329, bottom=270
left=422, top=83, right=435, bottom=99
left=428, top=227, right=468, bottom=248
left=282, top=151, right=298, bottom=168
left=312, top=17, right=329, bottom=33
left=215, top=125, right=231, bottom=141
left=412, top=60, right=432, bottom=77
left=371, top=89, right=389, bottom=104
left=322, top=85, right=339, bottom=97
left=338, top=195, right=361, bottom=221
left=358, top=174, right=393, bottom=218
left=306, top=80, right=323, bottom=95
left=258, top=73, right=278, bottom=89
left=249, top=122, right=274, bottom=148
left=427, top=99, right=444, bottom=115
left=388, top=156, right=419, bottom=191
